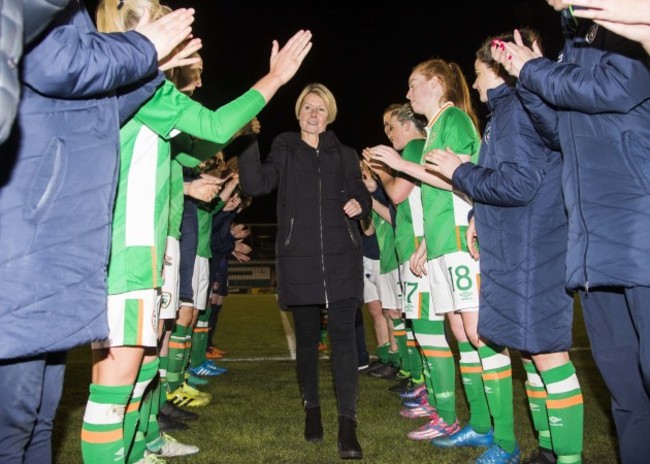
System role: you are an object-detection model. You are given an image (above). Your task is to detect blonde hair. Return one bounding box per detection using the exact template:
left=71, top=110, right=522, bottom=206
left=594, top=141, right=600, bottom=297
left=294, top=83, right=338, bottom=124
left=96, top=0, right=168, bottom=33
left=412, top=59, right=479, bottom=133
left=395, top=103, right=427, bottom=136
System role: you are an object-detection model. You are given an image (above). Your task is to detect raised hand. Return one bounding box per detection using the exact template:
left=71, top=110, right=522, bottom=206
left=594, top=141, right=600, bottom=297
left=159, top=37, right=202, bottom=71
left=491, top=29, right=542, bottom=78
left=136, top=8, right=196, bottom=62
left=268, top=30, right=313, bottom=85
left=569, top=0, right=650, bottom=24
left=253, top=30, right=313, bottom=102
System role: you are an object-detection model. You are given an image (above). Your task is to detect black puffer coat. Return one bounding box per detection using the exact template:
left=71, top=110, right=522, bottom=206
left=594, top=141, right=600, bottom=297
left=238, top=130, right=371, bottom=309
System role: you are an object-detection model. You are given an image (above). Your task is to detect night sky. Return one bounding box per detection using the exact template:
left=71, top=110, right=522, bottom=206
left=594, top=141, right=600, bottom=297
left=88, top=0, right=565, bottom=223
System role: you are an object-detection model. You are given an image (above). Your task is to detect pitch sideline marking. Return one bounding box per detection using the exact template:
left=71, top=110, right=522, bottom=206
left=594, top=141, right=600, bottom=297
left=216, top=347, right=591, bottom=363
left=280, top=310, right=296, bottom=360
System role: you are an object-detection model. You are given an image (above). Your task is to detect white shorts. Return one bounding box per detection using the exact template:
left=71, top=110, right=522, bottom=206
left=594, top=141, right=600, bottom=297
left=427, top=251, right=480, bottom=314
left=93, top=288, right=160, bottom=348
left=363, top=257, right=401, bottom=309
left=363, top=257, right=381, bottom=303
left=400, top=261, right=444, bottom=321
left=192, top=255, right=210, bottom=311
left=378, top=268, right=402, bottom=310
left=160, top=236, right=180, bottom=320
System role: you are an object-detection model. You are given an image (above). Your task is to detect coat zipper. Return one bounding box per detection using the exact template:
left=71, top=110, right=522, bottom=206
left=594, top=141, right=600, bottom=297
left=347, top=223, right=358, bottom=247
left=567, top=51, right=589, bottom=297
left=316, top=148, right=328, bottom=304
left=284, top=217, right=294, bottom=248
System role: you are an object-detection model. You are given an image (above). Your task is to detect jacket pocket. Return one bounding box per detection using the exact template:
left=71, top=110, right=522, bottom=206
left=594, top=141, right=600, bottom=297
left=25, top=137, right=65, bottom=220
left=282, top=217, right=296, bottom=251
left=622, top=130, right=650, bottom=195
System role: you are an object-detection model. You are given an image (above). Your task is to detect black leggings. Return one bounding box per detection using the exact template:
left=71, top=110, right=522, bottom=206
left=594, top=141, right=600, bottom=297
left=290, top=299, right=359, bottom=419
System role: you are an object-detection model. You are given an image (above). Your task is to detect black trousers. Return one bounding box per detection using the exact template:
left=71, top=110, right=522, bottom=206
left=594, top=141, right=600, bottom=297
left=580, top=287, right=650, bottom=464
left=290, top=299, right=359, bottom=419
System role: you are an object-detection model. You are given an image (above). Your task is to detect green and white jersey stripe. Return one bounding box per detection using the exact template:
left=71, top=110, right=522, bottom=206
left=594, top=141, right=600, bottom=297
left=107, top=122, right=173, bottom=294
left=168, top=159, right=184, bottom=240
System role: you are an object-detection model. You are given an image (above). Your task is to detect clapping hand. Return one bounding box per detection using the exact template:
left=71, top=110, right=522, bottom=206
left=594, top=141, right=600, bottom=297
left=491, top=29, right=543, bottom=78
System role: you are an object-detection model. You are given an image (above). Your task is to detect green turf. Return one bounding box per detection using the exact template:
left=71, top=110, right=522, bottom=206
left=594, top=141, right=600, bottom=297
left=52, top=294, right=618, bottom=463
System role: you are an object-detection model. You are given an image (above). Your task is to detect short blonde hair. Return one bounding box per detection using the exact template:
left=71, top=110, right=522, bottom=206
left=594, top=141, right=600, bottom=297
left=96, top=0, right=168, bottom=33
left=294, top=83, right=337, bottom=124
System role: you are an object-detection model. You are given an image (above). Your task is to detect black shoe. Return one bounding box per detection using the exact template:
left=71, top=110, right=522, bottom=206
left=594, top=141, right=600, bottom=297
left=368, top=363, right=399, bottom=380
left=388, top=377, right=410, bottom=393
left=305, top=406, right=323, bottom=442
left=521, top=447, right=556, bottom=464
left=160, top=402, right=199, bottom=422
left=357, top=363, right=371, bottom=374
left=364, top=360, right=384, bottom=375
left=338, top=416, right=362, bottom=459
left=158, top=411, right=189, bottom=432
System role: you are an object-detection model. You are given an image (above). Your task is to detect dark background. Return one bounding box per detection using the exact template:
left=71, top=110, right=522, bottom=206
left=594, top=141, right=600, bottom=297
left=87, top=0, right=564, bottom=223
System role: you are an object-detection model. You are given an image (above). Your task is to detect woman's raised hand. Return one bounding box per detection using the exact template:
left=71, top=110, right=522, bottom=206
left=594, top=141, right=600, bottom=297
left=268, top=30, right=313, bottom=85
left=136, top=8, right=196, bottom=62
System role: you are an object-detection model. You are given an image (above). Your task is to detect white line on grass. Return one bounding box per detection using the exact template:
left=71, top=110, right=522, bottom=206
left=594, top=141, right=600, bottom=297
left=219, top=356, right=297, bottom=362
left=212, top=355, right=331, bottom=362
left=280, top=310, right=296, bottom=360
left=214, top=348, right=592, bottom=363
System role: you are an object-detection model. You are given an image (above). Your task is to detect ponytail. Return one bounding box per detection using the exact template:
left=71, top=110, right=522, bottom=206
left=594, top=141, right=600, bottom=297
left=447, top=62, right=479, bottom=133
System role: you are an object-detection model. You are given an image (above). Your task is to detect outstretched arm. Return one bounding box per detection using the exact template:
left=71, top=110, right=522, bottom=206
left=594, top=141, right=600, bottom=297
left=367, top=145, right=457, bottom=191
left=493, top=29, right=650, bottom=114
left=22, top=6, right=195, bottom=97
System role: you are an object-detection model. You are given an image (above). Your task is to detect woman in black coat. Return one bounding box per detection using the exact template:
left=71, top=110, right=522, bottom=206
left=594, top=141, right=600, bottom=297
left=238, top=82, right=371, bottom=459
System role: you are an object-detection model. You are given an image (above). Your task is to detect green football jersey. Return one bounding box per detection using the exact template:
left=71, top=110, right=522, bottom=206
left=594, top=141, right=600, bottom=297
left=372, top=209, right=399, bottom=274
left=420, top=104, right=480, bottom=260
left=394, top=138, right=425, bottom=265
left=108, top=80, right=266, bottom=293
